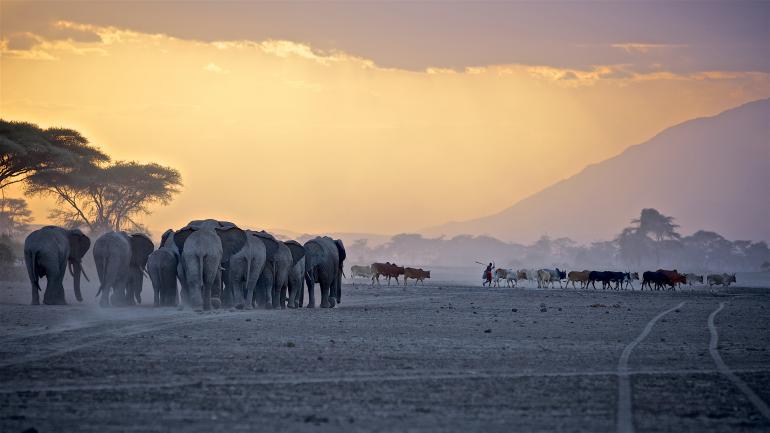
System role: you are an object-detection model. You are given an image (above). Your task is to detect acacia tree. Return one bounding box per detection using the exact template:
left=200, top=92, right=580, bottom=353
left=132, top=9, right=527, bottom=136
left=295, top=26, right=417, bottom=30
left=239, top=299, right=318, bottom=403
left=27, top=161, right=182, bottom=234
left=630, top=208, right=681, bottom=265
left=0, top=120, right=109, bottom=190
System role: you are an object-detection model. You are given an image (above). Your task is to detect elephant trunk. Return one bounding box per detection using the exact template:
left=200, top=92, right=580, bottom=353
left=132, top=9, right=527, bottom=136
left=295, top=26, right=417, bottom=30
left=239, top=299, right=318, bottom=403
left=71, top=259, right=84, bottom=302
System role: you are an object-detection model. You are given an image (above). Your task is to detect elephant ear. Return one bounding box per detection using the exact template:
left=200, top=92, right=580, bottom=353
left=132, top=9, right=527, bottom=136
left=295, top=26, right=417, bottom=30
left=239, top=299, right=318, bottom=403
left=284, top=240, right=305, bottom=266
left=174, top=226, right=197, bottom=254
left=254, top=231, right=279, bottom=260
left=67, top=229, right=91, bottom=261
left=334, top=239, right=346, bottom=265
left=130, top=234, right=155, bottom=269
left=215, top=226, right=246, bottom=264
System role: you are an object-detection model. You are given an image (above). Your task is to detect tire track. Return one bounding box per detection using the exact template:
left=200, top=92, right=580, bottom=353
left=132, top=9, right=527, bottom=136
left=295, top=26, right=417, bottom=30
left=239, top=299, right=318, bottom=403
left=708, top=302, right=770, bottom=421
left=617, top=301, right=685, bottom=433
left=3, top=367, right=769, bottom=395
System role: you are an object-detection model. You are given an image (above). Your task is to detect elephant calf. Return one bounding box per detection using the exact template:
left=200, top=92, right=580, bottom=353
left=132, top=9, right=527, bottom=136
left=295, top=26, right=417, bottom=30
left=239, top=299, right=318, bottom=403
left=147, top=248, right=179, bottom=306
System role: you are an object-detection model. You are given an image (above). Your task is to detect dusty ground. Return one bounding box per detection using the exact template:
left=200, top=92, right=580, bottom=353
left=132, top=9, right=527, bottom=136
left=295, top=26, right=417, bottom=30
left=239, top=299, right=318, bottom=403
left=1, top=279, right=769, bottom=433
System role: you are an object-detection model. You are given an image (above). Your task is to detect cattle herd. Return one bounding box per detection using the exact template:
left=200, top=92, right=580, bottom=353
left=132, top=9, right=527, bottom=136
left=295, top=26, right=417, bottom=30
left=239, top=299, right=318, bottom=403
left=492, top=267, right=736, bottom=291
left=350, top=264, right=738, bottom=292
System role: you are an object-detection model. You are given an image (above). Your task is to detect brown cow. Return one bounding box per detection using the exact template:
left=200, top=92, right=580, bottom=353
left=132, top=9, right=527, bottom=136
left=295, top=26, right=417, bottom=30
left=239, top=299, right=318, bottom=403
left=404, top=267, right=431, bottom=285
left=657, top=269, right=686, bottom=289
left=371, top=262, right=405, bottom=286
left=567, top=270, right=590, bottom=289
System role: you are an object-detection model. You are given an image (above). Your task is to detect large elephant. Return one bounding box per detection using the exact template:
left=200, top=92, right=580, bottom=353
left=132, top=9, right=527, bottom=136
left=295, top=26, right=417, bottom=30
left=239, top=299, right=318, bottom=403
left=24, top=226, right=91, bottom=305
left=224, top=233, right=266, bottom=309
left=303, top=236, right=346, bottom=308
left=93, top=231, right=154, bottom=307
left=147, top=229, right=179, bottom=307
left=284, top=240, right=305, bottom=309
left=251, top=231, right=291, bottom=309
left=174, top=219, right=246, bottom=310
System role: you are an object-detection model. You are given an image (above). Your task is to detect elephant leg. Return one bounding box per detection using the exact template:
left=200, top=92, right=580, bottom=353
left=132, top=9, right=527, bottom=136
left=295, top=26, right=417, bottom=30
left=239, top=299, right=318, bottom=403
left=30, top=278, right=41, bottom=306
left=320, top=280, right=331, bottom=308
left=279, top=284, right=288, bottom=309
left=43, top=257, right=68, bottom=305
left=299, top=281, right=305, bottom=308
left=272, top=283, right=282, bottom=309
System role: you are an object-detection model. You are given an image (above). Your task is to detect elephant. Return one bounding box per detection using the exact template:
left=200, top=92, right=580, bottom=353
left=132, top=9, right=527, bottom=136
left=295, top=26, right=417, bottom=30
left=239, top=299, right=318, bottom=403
left=24, top=226, right=91, bottom=305
left=147, top=229, right=179, bottom=307
left=284, top=240, right=305, bottom=309
left=93, top=231, right=154, bottom=307
left=251, top=231, right=291, bottom=309
left=303, top=236, right=346, bottom=308
left=174, top=219, right=246, bottom=310
left=224, top=232, right=266, bottom=309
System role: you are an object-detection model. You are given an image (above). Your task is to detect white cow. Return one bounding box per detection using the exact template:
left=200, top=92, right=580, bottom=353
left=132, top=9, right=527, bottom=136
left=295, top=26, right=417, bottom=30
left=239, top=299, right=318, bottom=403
left=350, top=265, right=373, bottom=280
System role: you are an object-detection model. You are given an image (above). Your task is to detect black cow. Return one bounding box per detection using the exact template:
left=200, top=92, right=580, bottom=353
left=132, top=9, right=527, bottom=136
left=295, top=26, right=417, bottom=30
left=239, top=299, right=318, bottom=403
left=641, top=271, right=673, bottom=290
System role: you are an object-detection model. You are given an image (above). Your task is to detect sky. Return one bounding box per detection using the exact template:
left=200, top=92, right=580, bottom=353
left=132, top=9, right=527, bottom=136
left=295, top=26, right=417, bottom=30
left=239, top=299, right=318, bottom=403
left=2, top=1, right=769, bottom=238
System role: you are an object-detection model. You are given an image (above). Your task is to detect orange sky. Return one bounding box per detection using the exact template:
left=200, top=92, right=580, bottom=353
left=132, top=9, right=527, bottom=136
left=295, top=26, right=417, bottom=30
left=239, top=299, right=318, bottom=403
left=2, top=20, right=769, bottom=237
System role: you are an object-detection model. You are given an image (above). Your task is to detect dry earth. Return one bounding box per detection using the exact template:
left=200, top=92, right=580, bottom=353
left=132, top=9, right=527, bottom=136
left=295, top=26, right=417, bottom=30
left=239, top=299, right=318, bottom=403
left=1, top=279, right=769, bottom=433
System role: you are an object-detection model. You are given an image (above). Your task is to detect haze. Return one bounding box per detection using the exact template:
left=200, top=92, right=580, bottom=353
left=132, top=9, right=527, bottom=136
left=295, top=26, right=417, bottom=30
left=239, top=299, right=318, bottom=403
left=2, top=1, right=769, bottom=238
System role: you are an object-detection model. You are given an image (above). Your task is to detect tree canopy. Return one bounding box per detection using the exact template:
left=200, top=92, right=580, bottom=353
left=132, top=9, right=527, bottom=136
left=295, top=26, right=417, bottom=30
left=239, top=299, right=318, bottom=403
left=0, top=120, right=109, bottom=190
left=27, top=160, right=182, bottom=234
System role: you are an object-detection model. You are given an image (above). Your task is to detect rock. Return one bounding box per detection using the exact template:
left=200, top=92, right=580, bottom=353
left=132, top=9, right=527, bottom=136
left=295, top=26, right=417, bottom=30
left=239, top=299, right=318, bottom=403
left=484, top=329, right=492, bottom=333
left=540, top=308, right=547, bottom=313
left=512, top=308, right=518, bottom=312
left=286, top=341, right=296, bottom=348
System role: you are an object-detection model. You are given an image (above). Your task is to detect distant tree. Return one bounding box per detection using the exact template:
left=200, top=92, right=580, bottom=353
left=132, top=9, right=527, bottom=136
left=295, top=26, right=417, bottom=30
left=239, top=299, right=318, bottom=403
left=0, top=196, right=33, bottom=238
left=630, top=208, right=681, bottom=265
left=616, top=227, right=651, bottom=268
left=0, top=120, right=109, bottom=190
left=680, top=230, right=733, bottom=271
left=0, top=235, right=14, bottom=265
left=761, top=261, right=770, bottom=271
left=27, top=160, right=182, bottom=234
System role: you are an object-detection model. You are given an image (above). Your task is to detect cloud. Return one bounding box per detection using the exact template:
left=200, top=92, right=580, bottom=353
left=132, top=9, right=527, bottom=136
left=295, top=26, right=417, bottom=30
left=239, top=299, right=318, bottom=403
left=203, top=63, right=228, bottom=74
left=611, top=43, right=688, bottom=53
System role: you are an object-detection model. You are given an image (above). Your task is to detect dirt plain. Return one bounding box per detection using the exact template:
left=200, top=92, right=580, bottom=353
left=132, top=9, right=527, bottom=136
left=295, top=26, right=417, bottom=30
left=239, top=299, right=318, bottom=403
left=1, top=278, right=769, bottom=433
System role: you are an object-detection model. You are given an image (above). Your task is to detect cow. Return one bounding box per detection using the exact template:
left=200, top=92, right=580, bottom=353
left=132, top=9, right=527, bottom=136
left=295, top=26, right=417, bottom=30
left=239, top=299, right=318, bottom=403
left=707, top=273, right=736, bottom=287
left=517, top=270, right=529, bottom=284
left=685, top=273, right=703, bottom=286
left=404, top=267, right=431, bottom=285
left=494, top=268, right=518, bottom=287
left=641, top=271, right=672, bottom=291
left=621, top=272, right=639, bottom=290
left=537, top=268, right=565, bottom=288
left=371, top=262, right=405, bottom=286
left=567, top=270, right=590, bottom=289
left=350, top=265, right=373, bottom=280
left=657, top=269, right=686, bottom=289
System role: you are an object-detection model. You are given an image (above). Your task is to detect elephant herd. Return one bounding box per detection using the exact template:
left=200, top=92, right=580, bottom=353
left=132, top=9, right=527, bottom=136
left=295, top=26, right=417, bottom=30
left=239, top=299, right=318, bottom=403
left=23, top=219, right=347, bottom=310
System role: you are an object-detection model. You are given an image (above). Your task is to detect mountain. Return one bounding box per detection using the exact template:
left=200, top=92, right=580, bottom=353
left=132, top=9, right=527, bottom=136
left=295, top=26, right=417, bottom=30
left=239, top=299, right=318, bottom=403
left=424, top=99, right=770, bottom=243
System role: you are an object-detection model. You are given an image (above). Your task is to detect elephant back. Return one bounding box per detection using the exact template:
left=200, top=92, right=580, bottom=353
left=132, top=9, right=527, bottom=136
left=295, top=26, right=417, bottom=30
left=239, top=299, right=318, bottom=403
left=284, top=240, right=305, bottom=266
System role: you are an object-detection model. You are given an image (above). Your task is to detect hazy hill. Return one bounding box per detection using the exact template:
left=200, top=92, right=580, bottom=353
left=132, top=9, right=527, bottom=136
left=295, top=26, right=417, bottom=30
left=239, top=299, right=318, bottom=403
left=425, top=99, right=770, bottom=243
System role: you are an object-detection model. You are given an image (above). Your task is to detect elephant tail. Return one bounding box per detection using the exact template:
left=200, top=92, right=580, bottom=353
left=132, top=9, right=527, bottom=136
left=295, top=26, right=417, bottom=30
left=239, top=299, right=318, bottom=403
left=243, top=257, right=252, bottom=296
left=25, top=249, right=40, bottom=291
left=94, top=253, right=109, bottom=298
